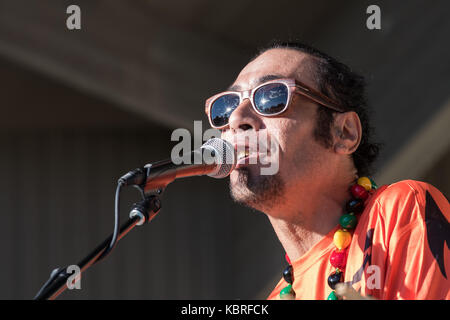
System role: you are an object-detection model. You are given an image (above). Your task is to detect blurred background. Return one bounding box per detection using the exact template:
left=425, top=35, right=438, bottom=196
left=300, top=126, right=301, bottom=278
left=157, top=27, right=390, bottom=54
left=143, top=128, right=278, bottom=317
left=0, top=0, right=449, bottom=299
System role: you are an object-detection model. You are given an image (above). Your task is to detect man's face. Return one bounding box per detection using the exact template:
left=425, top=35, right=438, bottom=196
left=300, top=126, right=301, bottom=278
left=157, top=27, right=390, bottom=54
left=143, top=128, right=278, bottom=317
left=220, top=48, right=332, bottom=213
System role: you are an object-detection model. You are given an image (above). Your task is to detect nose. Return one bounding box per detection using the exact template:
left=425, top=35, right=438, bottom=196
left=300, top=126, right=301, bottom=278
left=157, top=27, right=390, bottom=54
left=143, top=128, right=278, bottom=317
left=228, top=98, right=263, bottom=132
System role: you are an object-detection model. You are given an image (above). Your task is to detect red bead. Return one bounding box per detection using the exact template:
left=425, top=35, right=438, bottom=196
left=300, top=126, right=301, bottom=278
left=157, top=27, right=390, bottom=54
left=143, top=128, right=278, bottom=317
left=330, top=249, right=347, bottom=269
left=351, top=184, right=368, bottom=200
left=285, top=253, right=291, bottom=265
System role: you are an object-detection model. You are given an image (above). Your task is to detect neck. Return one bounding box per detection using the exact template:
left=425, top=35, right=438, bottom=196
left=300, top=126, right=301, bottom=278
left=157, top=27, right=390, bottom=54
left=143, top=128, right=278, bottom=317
left=266, top=171, right=356, bottom=263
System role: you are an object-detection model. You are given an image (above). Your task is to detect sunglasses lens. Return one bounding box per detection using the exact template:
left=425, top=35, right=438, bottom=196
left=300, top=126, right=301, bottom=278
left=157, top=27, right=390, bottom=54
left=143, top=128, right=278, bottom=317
left=254, top=83, right=288, bottom=115
left=210, top=94, right=240, bottom=127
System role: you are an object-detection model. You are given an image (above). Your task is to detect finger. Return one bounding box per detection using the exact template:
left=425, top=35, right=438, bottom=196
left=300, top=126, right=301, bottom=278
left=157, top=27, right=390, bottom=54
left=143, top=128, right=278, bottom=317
left=335, top=283, right=375, bottom=300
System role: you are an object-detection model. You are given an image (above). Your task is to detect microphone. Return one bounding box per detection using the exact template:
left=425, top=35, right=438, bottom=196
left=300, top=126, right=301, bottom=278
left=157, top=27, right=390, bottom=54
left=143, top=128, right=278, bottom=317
left=118, top=138, right=236, bottom=192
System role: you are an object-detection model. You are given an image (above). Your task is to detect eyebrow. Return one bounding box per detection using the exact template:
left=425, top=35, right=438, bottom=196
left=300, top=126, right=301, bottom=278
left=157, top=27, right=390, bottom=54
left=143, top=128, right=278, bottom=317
left=227, top=74, right=285, bottom=91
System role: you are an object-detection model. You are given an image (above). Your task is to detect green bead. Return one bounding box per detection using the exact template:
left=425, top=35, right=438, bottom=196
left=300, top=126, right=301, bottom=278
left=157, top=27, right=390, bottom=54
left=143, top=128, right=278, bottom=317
left=280, top=284, right=292, bottom=295
left=327, top=291, right=339, bottom=300
left=280, top=284, right=295, bottom=299
left=339, top=214, right=357, bottom=229
left=280, top=292, right=295, bottom=300
left=369, top=178, right=378, bottom=190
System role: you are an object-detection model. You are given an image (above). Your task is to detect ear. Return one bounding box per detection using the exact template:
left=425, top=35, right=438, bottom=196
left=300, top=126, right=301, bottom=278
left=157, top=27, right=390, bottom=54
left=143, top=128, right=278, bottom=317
left=332, top=111, right=362, bottom=155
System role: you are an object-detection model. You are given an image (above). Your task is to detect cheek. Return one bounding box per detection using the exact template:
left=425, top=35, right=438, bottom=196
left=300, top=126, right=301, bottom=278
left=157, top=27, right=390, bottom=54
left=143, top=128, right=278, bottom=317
left=266, top=117, right=315, bottom=155
left=265, top=116, right=321, bottom=177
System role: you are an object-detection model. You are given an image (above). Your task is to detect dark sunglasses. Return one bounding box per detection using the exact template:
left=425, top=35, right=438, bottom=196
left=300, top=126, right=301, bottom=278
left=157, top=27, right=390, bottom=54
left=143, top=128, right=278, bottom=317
left=205, top=78, right=345, bottom=129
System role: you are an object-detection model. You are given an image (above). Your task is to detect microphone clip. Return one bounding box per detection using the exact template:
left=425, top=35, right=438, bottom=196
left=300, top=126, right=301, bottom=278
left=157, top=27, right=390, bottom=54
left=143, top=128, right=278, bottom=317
left=118, top=165, right=152, bottom=187
left=129, top=194, right=162, bottom=225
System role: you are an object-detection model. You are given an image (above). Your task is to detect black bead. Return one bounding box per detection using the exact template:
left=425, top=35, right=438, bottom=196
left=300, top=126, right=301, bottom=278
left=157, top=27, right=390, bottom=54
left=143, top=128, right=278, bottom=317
left=283, top=265, right=293, bottom=284
left=327, top=270, right=343, bottom=290
left=346, top=199, right=364, bottom=214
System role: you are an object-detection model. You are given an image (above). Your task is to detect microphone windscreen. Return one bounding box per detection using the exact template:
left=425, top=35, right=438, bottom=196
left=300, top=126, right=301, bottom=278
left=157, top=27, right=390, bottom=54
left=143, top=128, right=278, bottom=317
left=202, top=138, right=236, bottom=178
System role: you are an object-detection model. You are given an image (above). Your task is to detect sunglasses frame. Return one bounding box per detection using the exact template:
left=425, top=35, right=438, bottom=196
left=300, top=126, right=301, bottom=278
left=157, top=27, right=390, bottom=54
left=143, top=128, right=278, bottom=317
left=205, top=78, right=345, bottom=129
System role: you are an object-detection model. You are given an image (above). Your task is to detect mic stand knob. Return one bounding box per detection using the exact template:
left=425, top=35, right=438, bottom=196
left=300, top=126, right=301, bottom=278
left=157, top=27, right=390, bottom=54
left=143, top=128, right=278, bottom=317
left=129, top=195, right=162, bottom=225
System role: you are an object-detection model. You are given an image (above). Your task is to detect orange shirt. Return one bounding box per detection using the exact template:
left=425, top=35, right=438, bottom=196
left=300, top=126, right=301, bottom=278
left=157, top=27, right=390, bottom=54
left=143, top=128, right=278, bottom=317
left=267, top=180, right=450, bottom=300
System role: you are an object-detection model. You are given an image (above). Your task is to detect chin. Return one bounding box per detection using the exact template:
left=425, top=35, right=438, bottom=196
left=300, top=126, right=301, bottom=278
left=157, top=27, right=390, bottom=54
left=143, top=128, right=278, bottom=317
left=229, top=167, right=285, bottom=212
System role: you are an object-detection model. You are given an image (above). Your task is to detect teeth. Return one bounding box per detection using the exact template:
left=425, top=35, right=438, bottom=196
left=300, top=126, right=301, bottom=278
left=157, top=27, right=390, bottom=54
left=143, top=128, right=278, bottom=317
left=237, top=149, right=250, bottom=160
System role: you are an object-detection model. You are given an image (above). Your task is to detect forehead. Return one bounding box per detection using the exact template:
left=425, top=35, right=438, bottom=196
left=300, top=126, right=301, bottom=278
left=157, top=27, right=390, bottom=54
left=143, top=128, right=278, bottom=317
left=230, top=48, right=317, bottom=91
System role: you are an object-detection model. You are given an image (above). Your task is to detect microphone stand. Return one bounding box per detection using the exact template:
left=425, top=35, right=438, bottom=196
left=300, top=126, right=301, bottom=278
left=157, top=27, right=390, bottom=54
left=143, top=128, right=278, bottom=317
left=33, top=195, right=162, bottom=300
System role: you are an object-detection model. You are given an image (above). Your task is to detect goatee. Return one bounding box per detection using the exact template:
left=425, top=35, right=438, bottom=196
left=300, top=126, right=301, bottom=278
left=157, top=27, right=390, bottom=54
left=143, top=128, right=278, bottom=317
left=229, top=167, right=285, bottom=212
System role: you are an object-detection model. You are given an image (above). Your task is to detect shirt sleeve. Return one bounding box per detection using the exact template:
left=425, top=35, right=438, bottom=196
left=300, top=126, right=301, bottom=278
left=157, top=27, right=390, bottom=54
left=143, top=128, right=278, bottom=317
left=379, top=180, right=450, bottom=299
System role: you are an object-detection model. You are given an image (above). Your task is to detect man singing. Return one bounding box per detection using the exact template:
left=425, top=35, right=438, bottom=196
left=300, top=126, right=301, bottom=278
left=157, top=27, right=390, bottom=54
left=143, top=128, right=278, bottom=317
left=204, top=42, right=449, bottom=299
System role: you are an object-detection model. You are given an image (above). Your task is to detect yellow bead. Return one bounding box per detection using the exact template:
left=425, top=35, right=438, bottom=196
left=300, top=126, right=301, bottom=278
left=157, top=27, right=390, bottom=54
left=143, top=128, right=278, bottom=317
left=357, top=177, right=372, bottom=191
left=333, top=229, right=352, bottom=250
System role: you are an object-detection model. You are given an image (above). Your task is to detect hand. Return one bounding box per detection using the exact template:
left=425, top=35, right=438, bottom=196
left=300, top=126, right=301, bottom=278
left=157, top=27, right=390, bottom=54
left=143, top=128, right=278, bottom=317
left=335, top=283, right=376, bottom=300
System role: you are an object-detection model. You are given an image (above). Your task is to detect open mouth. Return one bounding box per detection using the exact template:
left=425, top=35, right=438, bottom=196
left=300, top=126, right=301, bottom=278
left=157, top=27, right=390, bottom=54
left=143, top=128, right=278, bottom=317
left=235, top=147, right=259, bottom=168
left=237, top=148, right=250, bottom=161
left=231, top=134, right=274, bottom=169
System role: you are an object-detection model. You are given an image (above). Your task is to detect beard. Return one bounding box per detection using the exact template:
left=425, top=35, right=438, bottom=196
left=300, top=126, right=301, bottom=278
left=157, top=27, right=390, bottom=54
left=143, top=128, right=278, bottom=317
left=229, top=167, right=285, bottom=212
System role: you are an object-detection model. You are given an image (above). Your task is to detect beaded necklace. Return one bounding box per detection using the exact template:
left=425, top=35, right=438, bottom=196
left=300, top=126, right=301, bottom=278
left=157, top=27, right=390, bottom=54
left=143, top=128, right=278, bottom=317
left=279, top=176, right=378, bottom=300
